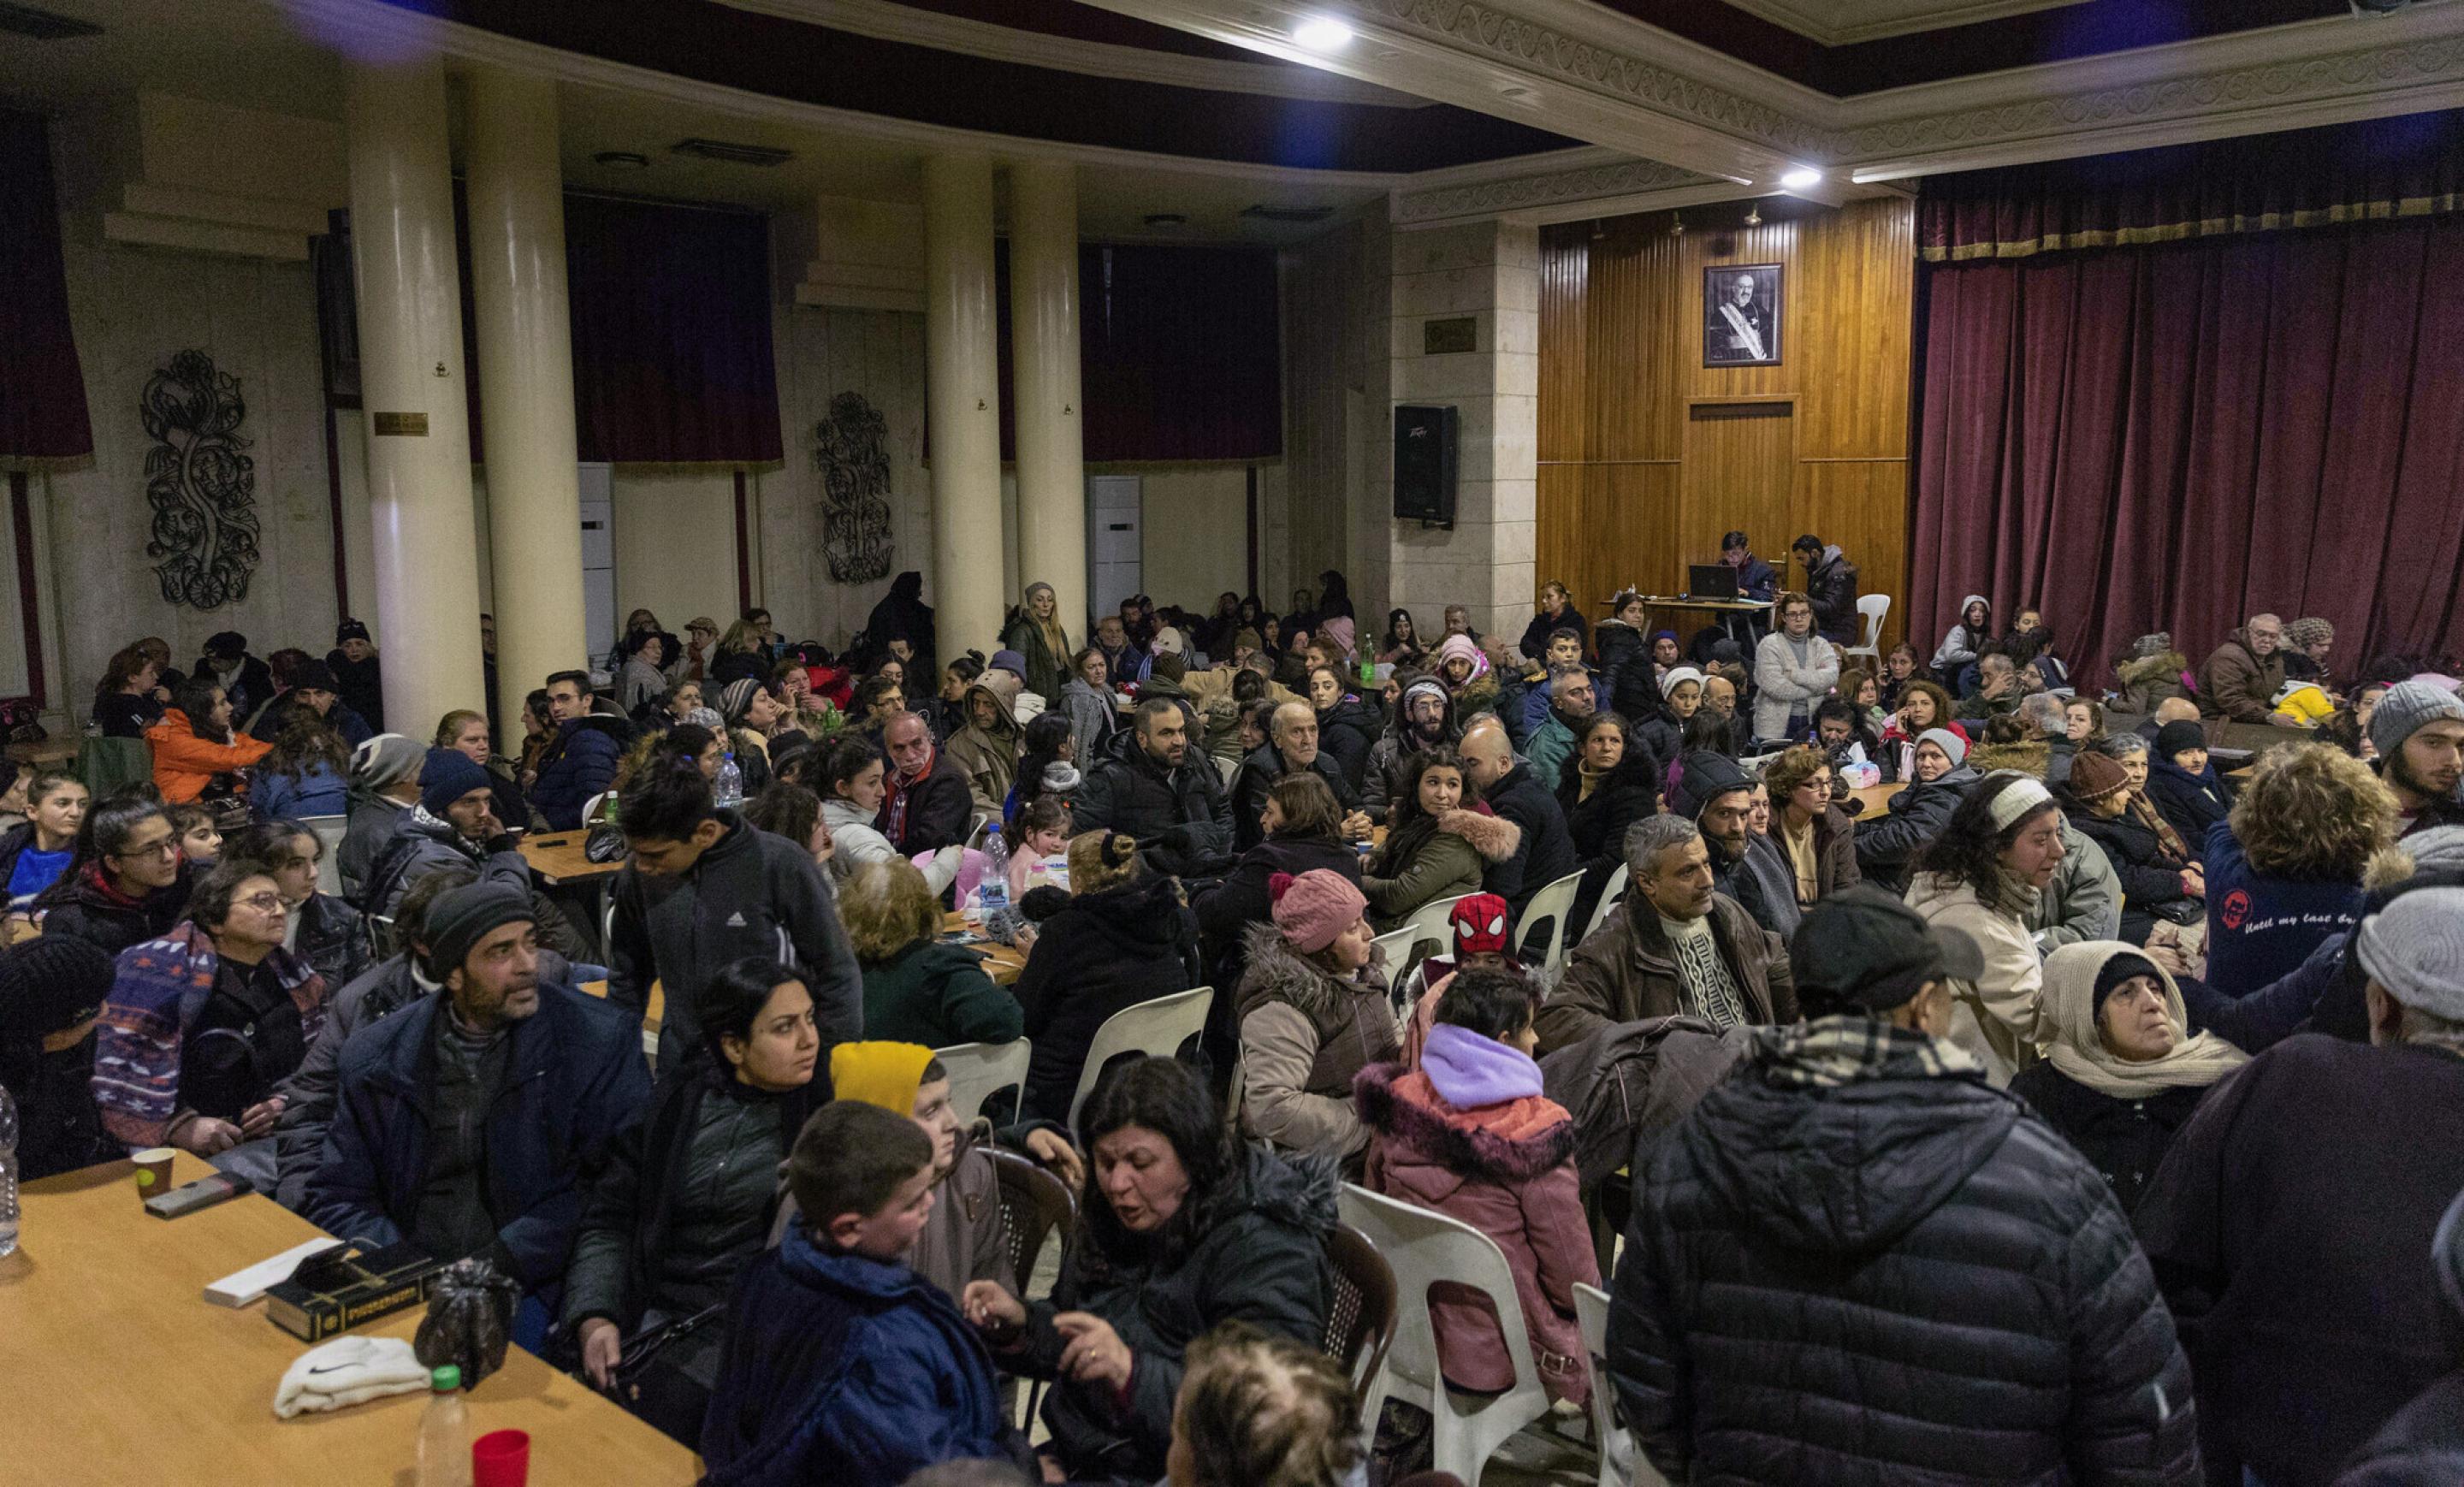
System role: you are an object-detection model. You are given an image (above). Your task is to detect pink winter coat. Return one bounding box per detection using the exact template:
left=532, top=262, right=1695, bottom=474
left=1356, top=1027, right=1596, bottom=1404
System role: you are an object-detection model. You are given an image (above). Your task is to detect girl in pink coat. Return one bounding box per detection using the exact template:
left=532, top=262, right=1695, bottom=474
left=1355, top=968, right=1597, bottom=1405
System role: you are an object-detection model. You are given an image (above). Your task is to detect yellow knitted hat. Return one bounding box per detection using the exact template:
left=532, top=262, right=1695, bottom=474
left=828, top=1040, right=935, bottom=1116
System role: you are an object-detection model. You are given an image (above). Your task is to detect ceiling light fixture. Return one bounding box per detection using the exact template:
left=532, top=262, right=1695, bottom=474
left=1743, top=201, right=1762, bottom=227
left=1779, top=166, right=1822, bottom=191
left=1669, top=210, right=1685, bottom=238
left=594, top=151, right=649, bottom=170
left=1292, top=15, right=1353, bottom=50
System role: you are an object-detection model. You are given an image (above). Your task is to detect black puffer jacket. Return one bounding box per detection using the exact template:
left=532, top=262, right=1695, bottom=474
left=1478, top=763, right=1580, bottom=916
left=1230, top=745, right=1361, bottom=854
left=2007, top=1063, right=2208, bottom=1220
left=290, top=892, right=373, bottom=992
left=35, top=863, right=191, bottom=959
left=1595, top=620, right=1658, bottom=720
left=1193, top=833, right=1362, bottom=1001
left=1852, top=764, right=1978, bottom=889
left=2071, top=807, right=2197, bottom=937
left=1012, top=874, right=1196, bottom=1125
left=1071, top=744, right=1234, bottom=880
left=1315, top=697, right=1380, bottom=794
left=1011, top=1146, right=1335, bottom=1480
left=1556, top=751, right=1660, bottom=941
left=1611, top=1029, right=2200, bottom=1485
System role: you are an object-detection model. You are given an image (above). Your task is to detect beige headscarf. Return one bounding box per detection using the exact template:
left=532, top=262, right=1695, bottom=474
left=2040, top=940, right=2248, bottom=1099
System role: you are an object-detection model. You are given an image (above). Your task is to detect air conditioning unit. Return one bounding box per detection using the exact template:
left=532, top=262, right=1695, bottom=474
left=2351, top=0, right=2414, bottom=15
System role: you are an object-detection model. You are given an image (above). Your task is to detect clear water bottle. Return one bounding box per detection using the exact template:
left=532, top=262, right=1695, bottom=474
left=416, top=1366, right=469, bottom=1487
left=978, top=832, right=1013, bottom=942
left=0, top=1083, right=18, bottom=1259
left=714, top=751, right=744, bottom=809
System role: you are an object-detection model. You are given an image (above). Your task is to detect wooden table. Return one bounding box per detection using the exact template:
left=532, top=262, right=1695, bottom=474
left=1846, top=782, right=1897, bottom=819
left=942, top=910, right=1028, bottom=986
left=518, top=832, right=621, bottom=886
left=0, top=1154, right=700, bottom=1484
left=581, top=978, right=663, bottom=1034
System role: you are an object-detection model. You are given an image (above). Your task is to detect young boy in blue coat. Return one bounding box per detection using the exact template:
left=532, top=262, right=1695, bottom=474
left=698, top=1101, right=1033, bottom=1486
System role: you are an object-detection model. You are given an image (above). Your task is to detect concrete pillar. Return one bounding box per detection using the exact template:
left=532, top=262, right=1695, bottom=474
left=922, top=152, right=1005, bottom=658
left=345, top=54, right=486, bottom=737
left=1009, top=159, right=1087, bottom=640
left=465, top=68, right=587, bottom=741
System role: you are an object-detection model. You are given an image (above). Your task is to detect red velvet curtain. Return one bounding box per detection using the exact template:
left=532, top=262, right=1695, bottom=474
left=1911, top=216, right=2464, bottom=684
left=0, top=110, right=92, bottom=462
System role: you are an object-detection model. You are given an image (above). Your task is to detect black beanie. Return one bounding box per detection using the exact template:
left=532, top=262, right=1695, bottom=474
left=421, top=882, right=535, bottom=982
left=0, top=936, right=116, bottom=1044
left=2155, top=720, right=2206, bottom=762
left=2093, top=951, right=2163, bottom=1005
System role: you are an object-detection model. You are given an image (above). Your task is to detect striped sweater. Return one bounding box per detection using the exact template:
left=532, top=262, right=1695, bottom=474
left=92, top=920, right=328, bottom=1148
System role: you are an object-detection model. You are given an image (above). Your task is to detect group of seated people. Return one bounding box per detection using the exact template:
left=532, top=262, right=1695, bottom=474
left=6, top=559, right=2464, bottom=1485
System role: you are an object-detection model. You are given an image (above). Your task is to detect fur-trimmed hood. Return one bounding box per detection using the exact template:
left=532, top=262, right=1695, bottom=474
left=2116, top=651, right=2190, bottom=689
left=1236, top=919, right=1388, bottom=1022
left=1354, top=1058, right=1574, bottom=1183
left=1439, top=806, right=1522, bottom=862
left=1968, top=740, right=2051, bottom=780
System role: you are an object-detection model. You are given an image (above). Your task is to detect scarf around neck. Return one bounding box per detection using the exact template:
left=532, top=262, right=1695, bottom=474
left=1759, top=1015, right=1981, bottom=1090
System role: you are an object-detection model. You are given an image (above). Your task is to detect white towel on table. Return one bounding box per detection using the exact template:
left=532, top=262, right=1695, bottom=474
left=272, top=1335, right=433, bottom=1419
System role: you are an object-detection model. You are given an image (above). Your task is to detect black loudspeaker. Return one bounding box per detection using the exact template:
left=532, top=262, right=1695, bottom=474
left=1393, top=405, right=1457, bottom=528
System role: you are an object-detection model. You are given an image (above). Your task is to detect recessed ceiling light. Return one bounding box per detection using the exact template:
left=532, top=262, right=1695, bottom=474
left=1779, top=166, right=1822, bottom=190
left=1292, top=15, right=1353, bottom=50
left=594, top=151, right=649, bottom=170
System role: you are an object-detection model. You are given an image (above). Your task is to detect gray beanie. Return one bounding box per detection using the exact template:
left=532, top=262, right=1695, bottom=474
left=422, top=881, right=536, bottom=981
left=352, top=732, right=425, bottom=790
left=2401, top=826, right=2464, bottom=879
left=2370, top=680, right=2464, bottom=761
left=2355, top=886, right=2464, bottom=1021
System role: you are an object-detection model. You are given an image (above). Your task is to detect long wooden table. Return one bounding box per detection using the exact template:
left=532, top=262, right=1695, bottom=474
left=1, top=1154, right=700, bottom=1484
left=518, top=832, right=620, bottom=886
left=1846, top=781, right=1898, bottom=819
left=942, top=910, right=1028, bottom=986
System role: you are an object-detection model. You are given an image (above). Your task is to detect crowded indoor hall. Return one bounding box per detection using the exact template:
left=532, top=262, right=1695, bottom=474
left=6, top=1, right=2464, bottom=1484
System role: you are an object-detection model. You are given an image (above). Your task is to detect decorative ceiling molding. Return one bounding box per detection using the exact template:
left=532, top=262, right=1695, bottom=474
left=1393, top=150, right=1715, bottom=222
left=1720, top=0, right=2091, bottom=48
left=720, top=0, right=1429, bottom=107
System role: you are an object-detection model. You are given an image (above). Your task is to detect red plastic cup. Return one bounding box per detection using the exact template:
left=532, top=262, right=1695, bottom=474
left=472, top=1429, right=530, bottom=1487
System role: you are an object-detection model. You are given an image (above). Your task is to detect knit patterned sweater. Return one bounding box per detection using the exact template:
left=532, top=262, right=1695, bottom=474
left=92, top=920, right=327, bottom=1147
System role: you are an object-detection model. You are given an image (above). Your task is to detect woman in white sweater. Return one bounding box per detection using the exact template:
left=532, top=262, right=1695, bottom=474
left=813, top=734, right=962, bottom=895
left=1904, top=771, right=2069, bottom=1086
left=1751, top=591, right=1840, bottom=744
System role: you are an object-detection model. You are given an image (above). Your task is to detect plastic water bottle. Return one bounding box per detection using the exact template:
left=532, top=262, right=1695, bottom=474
left=714, top=751, right=744, bottom=809
left=979, top=832, right=1013, bottom=941
left=0, top=1083, right=18, bottom=1259
left=416, top=1366, right=469, bottom=1487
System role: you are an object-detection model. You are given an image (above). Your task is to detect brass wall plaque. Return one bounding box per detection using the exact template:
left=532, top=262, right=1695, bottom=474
left=371, top=412, right=429, bottom=436
left=1422, top=317, right=1477, bottom=355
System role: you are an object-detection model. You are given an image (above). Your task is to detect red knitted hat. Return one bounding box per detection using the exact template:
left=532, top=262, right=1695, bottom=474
left=1448, top=892, right=1511, bottom=957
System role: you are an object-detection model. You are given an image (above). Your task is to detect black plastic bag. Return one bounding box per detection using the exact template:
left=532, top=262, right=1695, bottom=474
left=414, top=1257, right=522, bottom=1389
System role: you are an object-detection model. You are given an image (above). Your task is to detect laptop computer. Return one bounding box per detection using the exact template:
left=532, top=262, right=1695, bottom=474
left=1687, top=563, right=1739, bottom=601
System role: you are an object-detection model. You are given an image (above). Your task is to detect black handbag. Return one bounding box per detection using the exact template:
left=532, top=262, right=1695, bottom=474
left=603, top=1304, right=726, bottom=1445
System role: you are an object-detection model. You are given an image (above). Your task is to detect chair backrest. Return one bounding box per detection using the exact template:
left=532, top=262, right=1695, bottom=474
left=1338, top=1183, right=1538, bottom=1399
left=987, top=1147, right=1075, bottom=1300
left=1580, top=863, right=1628, bottom=944
left=299, top=814, right=348, bottom=898
left=933, top=1038, right=1032, bottom=1129
left=1509, top=869, right=1585, bottom=970
left=1322, top=1221, right=1399, bottom=1411
left=580, top=791, right=610, bottom=827
left=368, top=913, right=396, bottom=957
left=1854, top=593, right=1891, bottom=650
left=1574, top=1281, right=1665, bottom=1487
left=1068, top=985, right=1215, bottom=1134
left=1371, top=925, right=1420, bottom=982
left=1392, top=892, right=1474, bottom=972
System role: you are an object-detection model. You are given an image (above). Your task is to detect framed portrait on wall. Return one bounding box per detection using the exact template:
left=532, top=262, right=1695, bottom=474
left=1703, top=264, right=1781, bottom=367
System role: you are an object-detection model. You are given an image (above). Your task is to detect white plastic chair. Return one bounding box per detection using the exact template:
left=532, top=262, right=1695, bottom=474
left=1573, top=1282, right=1669, bottom=1487
left=299, top=814, right=347, bottom=898
left=1067, top=986, right=1215, bottom=1133
left=1390, top=892, right=1474, bottom=975
left=933, top=1038, right=1032, bottom=1128
left=1511, top=869, right=1584, bottom=971
left=579, top=791, right=610, bottom=827
left=1845, top=594, right=1890, bottom=666
left=1580, top=864, right=1629, bottom=944
left=1340, top=1184, right=1555, bottom=1487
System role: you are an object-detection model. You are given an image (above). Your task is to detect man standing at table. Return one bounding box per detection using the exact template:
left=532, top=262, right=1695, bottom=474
left=1790, top=535, right=1861, bottom=645
left=305, top=883, right=648, bottom=1323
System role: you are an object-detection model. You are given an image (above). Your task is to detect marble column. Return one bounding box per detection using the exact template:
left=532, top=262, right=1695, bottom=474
left=1008, top=159, right=1087, bottom=640
left=922, top=152, right=1004, bottom=659
left=345, top=53, right=487, bottom=735
left=465, top=67, right=586, bottom=738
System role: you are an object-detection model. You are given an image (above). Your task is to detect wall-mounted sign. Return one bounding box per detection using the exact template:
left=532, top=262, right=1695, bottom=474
left=371, top=412, right=429, bottom=436
left=1422, top=317, right=1478, bottom=356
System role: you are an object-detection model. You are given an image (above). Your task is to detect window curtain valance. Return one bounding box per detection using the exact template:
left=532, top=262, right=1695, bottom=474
left=0, top=110, right=94, bottom=464
left=1916, top=112, right=2464, bottom=263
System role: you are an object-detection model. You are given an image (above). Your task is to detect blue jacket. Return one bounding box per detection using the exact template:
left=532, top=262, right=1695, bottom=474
left=530, top=717, right=625, bottom=829
left=700, top=1224, right=1022, bottom=1486
left=2177, top=936, right=2345, bottom=1057
left=302, top=980, right=649, bottom=1294
left=2199, top=820, right=2367, bottom=998
left=252, top=761, right=350, bottom=821
left=2145, top=760, right=2230, bottom=867
left=1733, top=555, right=1777, bottom=603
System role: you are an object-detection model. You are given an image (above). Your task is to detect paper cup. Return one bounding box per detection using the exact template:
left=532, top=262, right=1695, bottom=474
left=131, top=1148, right=176, bottom=1200
left=472, top=1429, right=530, bottom=1487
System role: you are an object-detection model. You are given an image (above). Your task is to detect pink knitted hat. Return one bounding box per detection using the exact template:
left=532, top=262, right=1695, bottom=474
left=1269, top=869, right=1368, bottom=955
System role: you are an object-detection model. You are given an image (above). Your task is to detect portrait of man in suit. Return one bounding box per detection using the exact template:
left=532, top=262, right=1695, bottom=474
left=1704, top=264, right=1782, bottom=366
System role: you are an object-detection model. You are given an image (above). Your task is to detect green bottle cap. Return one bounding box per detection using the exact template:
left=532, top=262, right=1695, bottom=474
left=431, top=1366, right=460, bottom=1391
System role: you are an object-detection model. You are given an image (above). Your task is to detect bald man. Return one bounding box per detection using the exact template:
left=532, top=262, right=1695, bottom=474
left=1229, top=699, right=1369, bottom=853
left=1460, top=720, right=1579, bottom=923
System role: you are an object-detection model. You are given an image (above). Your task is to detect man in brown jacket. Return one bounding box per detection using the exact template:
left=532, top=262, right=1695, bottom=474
left=2197, top=613, right=2300, bottom=727
left=1536, top=814, right=1797, bottom=1054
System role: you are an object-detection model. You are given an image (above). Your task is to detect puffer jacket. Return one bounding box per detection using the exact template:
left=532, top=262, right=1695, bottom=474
left=944, top=672, right=1025, bottom=817
left=1533, top=891, right=1795, bottom=1055
left=565, top=1058, right=819, bottom=1336
left=1358, top=1033, right=1595, bottom=1404
left=145, top=708, right=275, bottom=804
left=35, top=862, right=192, bottom=960
left=1316, top=696, right=1380, bottom=793
left=288, top=891, right=373, bottom=992
left=1610, top=1019, right=2200, bottom=1485
left=1852, top=764, right=1978, bottom=889
left=1361, top=809, right=1520, bottom=930
left=998, top=613, right=1071, bottom=703
left=1802, top=545, right=1861, bottom=643
left=530, top=715, right=627, bottom=831
left=1004, top=1146, right=1336, bottom=1482
left=1014, top=874, right=1195, bottom=1124
left=2115, top=650, right=2194, bottom=716
left=1070, top=736, right=1234, bottom=880
left=862, top=939, right=1022, bottom=1052
left=1907, top=871, right=2050, bottom=1086
left=2023, top=820, right=2123, bottom=954
left=2197, top=631, right=2285, bottom=725
left=1236, top=924, right=1399, bottom=1164
left=1558, top=752, right=1659, bottom=937
left=360, top=804, right=532, bottom=921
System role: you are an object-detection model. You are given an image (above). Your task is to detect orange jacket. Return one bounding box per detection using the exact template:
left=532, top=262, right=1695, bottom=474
left=145, top=708, right=272, bottom=803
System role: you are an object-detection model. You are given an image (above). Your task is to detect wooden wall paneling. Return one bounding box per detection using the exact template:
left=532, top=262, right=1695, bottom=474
left=1536, top=462, right=1586, bottom=613
left=1794, top=459, right=1910, bottom=649
left=1537, top=233, right=1589, bottom=465
left=1685, top=220, right=1800, bottom=404
left=1796, top=199, right=1916, bottom=460
left=1584, top=218, right=1685, bottom=463
left=1683, top=401, right=1797, bottom=595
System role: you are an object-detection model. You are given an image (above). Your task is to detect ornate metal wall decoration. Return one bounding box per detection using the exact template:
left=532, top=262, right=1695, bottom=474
left=815, top=391, right=893, bottom=584
left=141, top=349, right=260, bottom=609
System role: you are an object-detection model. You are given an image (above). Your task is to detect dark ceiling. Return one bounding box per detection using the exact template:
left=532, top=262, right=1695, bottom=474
left=383, top=0, right=1579, bottom=172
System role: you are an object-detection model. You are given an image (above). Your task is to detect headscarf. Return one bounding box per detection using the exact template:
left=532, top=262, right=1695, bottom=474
left=2040, top=941, right=2247, bottom=1099
left=1318, top=614, right=1357, bottom=665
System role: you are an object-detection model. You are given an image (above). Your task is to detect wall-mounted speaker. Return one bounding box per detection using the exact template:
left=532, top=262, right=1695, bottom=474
left=1393, top=404, right=1457, bottom=528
